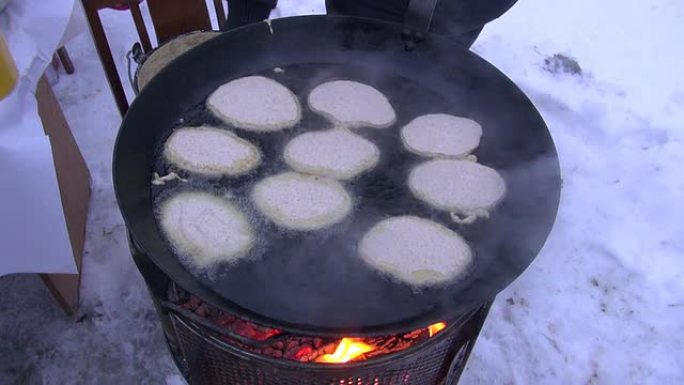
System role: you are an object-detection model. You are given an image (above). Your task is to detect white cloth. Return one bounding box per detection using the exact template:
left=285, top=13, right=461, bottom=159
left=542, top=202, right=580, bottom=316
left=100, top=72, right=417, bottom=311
left=60, top=0, right=88, bottom=46
left=0, top=0, right=78, bottom=276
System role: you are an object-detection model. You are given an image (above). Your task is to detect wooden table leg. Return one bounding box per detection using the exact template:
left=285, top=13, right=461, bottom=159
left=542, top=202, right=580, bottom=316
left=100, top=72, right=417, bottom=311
left=39, top=274, right=81, bottom=315
left=35, top=75, right=91, bottom=315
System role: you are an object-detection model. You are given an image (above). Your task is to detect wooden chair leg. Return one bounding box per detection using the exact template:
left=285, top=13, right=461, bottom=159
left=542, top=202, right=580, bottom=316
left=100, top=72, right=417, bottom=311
left=82, top=1, right=129, bottom=116
left=129, top=0, right=153, bottom=52
left=213, top=0, right=226, bottom=29
left=57, top=47, right=75, bottom=74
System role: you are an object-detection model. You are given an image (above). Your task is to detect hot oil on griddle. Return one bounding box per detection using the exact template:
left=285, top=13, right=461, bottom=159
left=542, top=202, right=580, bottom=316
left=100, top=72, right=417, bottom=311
left=151, top=63, right=508, bottom=328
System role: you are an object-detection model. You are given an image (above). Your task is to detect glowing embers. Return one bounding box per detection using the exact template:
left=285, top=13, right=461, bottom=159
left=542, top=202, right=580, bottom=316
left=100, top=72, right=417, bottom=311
left=179, top=295, right=448, bottom=364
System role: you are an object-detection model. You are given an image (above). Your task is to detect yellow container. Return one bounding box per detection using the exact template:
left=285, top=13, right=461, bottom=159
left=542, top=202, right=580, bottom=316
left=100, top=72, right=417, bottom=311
left=0, top=33, right=19, bottom=100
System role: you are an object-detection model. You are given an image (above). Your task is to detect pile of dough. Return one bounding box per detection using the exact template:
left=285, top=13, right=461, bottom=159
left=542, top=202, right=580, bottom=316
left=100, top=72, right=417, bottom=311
left=308, top=80, right=396, bottom=128
left=158, top=192, right=255, bottom=267
left=163, top=126, right=261, bottom=176
left=207, top=76, right=301, bottom=131
left=283, top=128, right=380, bottom=180
left=251, top=172, right=352, bottom=231
left=400, top=114, right=482, bottom=158
left=137, top=31, right=220, bottom=90
left=358, top=216, right=472, bottom=286
left=408, top=159, right=506, bottom=221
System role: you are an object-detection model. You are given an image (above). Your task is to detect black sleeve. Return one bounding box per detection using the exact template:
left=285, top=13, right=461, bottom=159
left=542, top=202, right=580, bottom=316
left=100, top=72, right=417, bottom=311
left=431, top=0, right=518, bottom=35
left=325, top=0, right=409, bottom=24
left=226, top=0, right=279, bottom=30
left=325, top=0, right=518, bottom=35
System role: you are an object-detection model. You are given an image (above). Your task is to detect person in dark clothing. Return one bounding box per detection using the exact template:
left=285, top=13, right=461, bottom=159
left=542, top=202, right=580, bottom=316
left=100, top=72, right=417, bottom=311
left=225, top=0, right=279, bottom=29
left=227, top=0, right=517, bottom=47
left=325, top=0, right=518, bottom=47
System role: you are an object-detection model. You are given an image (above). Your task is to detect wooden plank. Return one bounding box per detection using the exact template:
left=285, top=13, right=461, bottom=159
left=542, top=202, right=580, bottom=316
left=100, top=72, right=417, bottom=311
left=39, top=274, right=81, bottom=316
left=81, top=0, right=129, bottom=115
left=35, top=75, right=91, bottom=315
left=129, top=0, right=153, bottom=52
left=82, top=0, right=125, bottom=9
left=213, top=0, right=226, bottom=29
left=146, top=0, right=211, bottom=44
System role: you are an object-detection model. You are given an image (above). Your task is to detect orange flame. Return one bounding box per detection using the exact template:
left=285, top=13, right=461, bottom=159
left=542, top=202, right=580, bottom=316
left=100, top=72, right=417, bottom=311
left=315, top=338, right=374, bottom=363
left=428, top=322, right=447, bottom=337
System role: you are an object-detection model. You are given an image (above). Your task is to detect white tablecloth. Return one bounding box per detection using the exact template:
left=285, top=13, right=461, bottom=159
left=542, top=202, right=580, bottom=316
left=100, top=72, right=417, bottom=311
left=0, top=0, right=81, bottom=276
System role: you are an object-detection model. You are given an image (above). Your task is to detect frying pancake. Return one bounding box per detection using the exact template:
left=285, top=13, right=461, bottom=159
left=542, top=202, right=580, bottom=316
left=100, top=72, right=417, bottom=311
left=408, top=159, right=506, bottom=222
left=251, top=172, right=352, bottom=231
left=358, top=216, right=472, bottom=287
left=163, top=126, right=261, bottom=176
left=308, top=80, right=396, bottom=128
left=207, top=76, right=301, bottom=131
left=401, top=114, right=482, bottom=158
left=159, top=192, right=255, bottom=268
left=283, top=128, right=380, bottom=180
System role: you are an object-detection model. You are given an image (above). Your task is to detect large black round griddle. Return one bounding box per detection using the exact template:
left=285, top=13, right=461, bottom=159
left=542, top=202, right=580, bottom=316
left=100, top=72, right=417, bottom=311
left=113, top=16, right=561, bottom=337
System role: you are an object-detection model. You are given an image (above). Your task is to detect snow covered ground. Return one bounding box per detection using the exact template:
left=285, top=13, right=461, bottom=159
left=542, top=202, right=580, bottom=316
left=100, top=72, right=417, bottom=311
left=1, top=0, right=683, bottom=384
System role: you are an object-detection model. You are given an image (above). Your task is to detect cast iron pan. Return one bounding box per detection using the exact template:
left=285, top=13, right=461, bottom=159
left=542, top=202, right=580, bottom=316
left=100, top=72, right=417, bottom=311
left=113, top=15, right=561, bottom=337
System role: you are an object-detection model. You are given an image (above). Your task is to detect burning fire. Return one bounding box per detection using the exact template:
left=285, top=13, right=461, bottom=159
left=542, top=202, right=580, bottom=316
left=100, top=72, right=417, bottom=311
left=315, top=322, right=447, bottom=364
left=315, top=338, right=374, bottom=363
left=428, top=322, right=447, bottom=337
